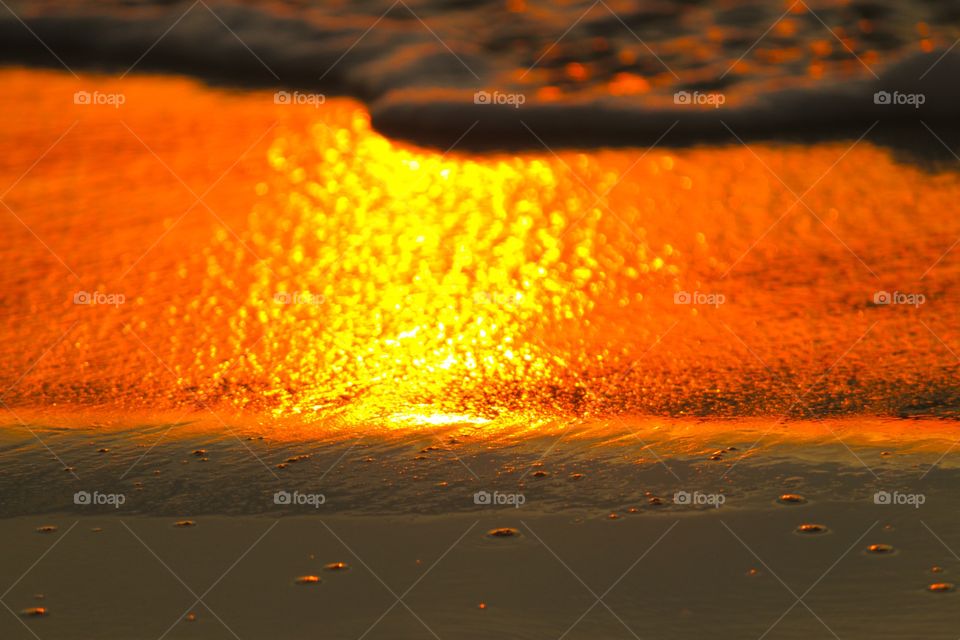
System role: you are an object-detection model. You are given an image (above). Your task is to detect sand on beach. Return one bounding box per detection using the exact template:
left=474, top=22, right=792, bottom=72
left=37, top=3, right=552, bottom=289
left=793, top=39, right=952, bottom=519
left=2, top=67, right=960, bottom=639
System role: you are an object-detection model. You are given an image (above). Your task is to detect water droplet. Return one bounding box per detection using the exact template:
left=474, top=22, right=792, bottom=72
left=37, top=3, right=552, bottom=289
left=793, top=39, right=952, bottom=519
left=866, top=543, right=895, bottom=554
left=36, top=525, right=57, bottom=533
left=21, top=607, right=47, bottom=617
left=570, top=473, right=584, bottom=480
left=487, top=527, right=519, bottom=538
left=746, top=568, right=760, bottom=576
left=932, top=566, right=944, bottom=573
left=928, top=582, right=954, bottom=593
left=174, top=520, right=196, bottom=528
left=185, top=612, right=197, bottom=622
left=295, top=575, right=321, bottom=584
left=324, top=562, right=349, bottom=571
left=478, top=602, right=487, bottom=609
left=777, top=494, right=807, bottom=504
left=608, top=512, right=620, bottom=520
left=98, top=448, right=109, bottom=453
left=796, top=523, right=828, bottom=534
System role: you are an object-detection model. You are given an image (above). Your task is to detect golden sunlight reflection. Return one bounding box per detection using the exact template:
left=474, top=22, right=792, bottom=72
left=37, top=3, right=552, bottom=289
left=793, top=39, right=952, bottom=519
left=2, top=70, right=960, bottom=432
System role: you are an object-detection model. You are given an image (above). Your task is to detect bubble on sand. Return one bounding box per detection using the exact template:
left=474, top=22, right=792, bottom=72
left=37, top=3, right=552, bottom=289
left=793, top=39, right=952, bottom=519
left=777, top=494, right=807, bottom=504
left=98, top=448, right=109, bottom=453
left=186, top=612, right=197, bottom=622
left=192, top=449, right=206, bottom=457
left=866, top=543, right=895, bottom=554
left=174, top=520, right=197, bottom=528
left=932, top=566, right=944, bottom=573
left=927, top=582, right=954, bottom=593
left=796, top=523, right=828, bottom=534
left=21, top=607, right=47, bottom=617
left=478, top=602, right=487, bottom=609
left=648, top=496, right=664, bottom=506
left=608, top=512, right=620, bottom=520
left=487, top=527, right=519, bottom=538
left=570, top=473, right=584, bottom=480
left=324, top=562, right=349, bottom=571
left=531, top=470, right=549, bottom=478
left=295, top=575, right=321, bottom=584
left=36, top=525, right=57, bottom=533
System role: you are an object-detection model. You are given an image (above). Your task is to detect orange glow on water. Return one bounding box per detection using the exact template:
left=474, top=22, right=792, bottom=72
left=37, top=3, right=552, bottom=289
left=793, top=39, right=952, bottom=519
left=2, top=69, right=960, bottom=433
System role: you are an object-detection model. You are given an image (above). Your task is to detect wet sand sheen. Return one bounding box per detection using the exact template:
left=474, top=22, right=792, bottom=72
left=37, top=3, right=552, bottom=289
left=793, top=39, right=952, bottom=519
left=4, top=510, right=960, bottom=639
left=1, top=69, right=960, bottom=428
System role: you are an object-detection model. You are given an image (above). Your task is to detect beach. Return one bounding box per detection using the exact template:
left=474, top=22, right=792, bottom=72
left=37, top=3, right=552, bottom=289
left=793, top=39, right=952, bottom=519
left=2, top=0, right=960, bottom=634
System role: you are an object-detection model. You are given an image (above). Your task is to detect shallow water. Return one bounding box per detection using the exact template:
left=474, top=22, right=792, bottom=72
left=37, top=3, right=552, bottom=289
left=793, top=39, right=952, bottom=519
left=2, top=69, right=959, bottom=424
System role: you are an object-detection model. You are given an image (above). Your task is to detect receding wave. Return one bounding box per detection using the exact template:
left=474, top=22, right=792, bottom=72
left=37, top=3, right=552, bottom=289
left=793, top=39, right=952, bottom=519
left=2, top=0, right=959, bottom=149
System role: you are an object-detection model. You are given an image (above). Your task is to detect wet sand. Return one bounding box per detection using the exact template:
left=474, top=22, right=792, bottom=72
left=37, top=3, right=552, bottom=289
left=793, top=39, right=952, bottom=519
left=3, top=415, right=960, bottom=638
left=3, top=68, right=960, bottom=638
left=3, top=488, right=960, bottom=639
